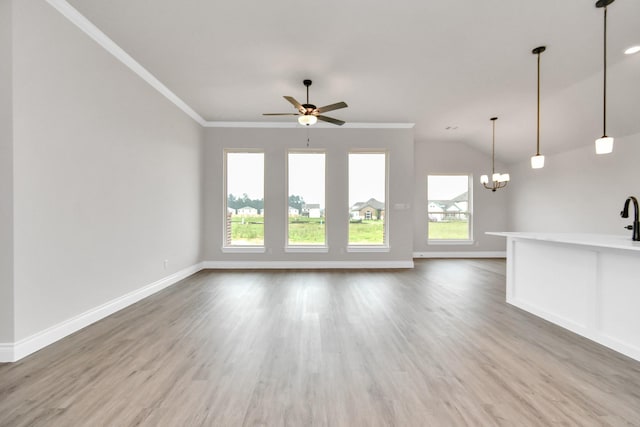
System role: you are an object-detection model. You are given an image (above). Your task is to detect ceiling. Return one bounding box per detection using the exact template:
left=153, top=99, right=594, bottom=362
left=64, top=0, right=640, bottom=163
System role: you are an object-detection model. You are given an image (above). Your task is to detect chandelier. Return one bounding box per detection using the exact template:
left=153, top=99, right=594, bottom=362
left=480, top=117, right=510, bottom=192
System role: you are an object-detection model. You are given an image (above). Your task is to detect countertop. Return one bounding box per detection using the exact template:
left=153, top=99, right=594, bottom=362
left=486, top=232, right=640, bottom=252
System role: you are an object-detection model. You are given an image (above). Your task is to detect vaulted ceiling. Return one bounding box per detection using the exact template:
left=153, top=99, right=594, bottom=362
left=65, top=0, right=640, bottom=163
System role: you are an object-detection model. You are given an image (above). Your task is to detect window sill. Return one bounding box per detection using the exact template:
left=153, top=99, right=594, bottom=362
left=347, top=245, right=390, bottom=253
left=285, top=246, right=329, bottom=253
left=221, top=246, right=266, bottom=253
left=427, top=240, right=475, bottom=246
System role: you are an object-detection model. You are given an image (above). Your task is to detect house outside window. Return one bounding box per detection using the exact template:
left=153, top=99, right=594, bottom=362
left=427, top=175, right=472, bottom=241
left=348, top=152, right=387, bottom=247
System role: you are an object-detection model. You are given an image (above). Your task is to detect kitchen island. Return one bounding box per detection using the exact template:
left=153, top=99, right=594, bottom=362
left=488, top=232, right=640, bottom=362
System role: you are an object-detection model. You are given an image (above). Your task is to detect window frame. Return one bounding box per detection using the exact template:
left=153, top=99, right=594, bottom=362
left=222, top=149, right=266, bottom=252
left=347, top=150, right=389, bottom=251
left=285, top=149, right=328, bottom=252
left=427, top=174, right=474, bottom=245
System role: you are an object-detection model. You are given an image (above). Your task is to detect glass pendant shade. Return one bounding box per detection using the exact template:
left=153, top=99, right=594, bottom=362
left=480, top=175, right=489, bottom=184
left=298, top=115, right=317, bottom=126
left=531, top=154, right=545, bottom=169
left=595, top=136, right=614, bottom=154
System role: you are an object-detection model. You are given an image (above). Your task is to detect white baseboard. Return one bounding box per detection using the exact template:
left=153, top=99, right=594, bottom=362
left=1, top=262, right=203, bottom=363
left=413, top=251, right=506, bottom=259
left=202, top=260, right=414, bottom=269
left=0, top=343, right=13, bottom=363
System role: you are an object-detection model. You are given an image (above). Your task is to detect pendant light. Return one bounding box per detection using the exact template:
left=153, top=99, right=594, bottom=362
left=480, top=117, right=510, bottom=192
left=531, top=46, right=546, bottom=169
left=595, top=0, right=615, bottom=154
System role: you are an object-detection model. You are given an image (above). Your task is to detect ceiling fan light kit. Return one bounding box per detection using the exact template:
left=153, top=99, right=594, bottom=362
left=595, top=0, right=615, bottom=155
left=263, top=79, right=348, bottom=126
left=298, top=115, right=317, bottom=126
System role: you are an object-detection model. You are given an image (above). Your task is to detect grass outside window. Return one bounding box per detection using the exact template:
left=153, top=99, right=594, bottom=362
left=428, top=220, right=469, bottom=240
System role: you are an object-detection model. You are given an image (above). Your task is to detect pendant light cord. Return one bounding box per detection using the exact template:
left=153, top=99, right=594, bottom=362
left=603, top=6, right=608, bottom=137
left=492, top=118, right=496, bottom=175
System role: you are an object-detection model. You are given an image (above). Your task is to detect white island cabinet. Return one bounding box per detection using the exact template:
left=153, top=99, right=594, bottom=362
left=487, top=232, right=640, bottom=362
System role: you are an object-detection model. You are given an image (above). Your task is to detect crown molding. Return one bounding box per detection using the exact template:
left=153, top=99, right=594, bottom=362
left=45, top=0, right=207, bottom=126
left=203, top=122, right=415, bottom=129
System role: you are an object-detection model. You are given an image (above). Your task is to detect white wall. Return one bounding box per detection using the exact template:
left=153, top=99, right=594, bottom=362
left=507, top=132, right=640, bottom=234
left=0, top=0, right=14, bottom=343
left=203, top=127, right=414, bottom=266
left=11, top=0, right=203, bottom=341
left=413, top=140, right=509, bottom=255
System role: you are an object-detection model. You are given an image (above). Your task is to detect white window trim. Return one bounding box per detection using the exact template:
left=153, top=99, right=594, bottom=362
left=223, top=149, right=265, bottom=250
left=286, top=150, right=328, bottom=249
left=347, top=245, right=390, bottom=253
left=427, top=240, right=475, bottom=246
left=427, top=174, right=473, bottom=243
left=221, top=246, right=267, bottom=253
left=284, top=245, right=329, bottom=253
left=347, top=150, right=389, bottom=248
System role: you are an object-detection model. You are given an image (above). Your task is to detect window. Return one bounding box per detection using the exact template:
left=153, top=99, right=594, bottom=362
left=287, top=152, right=326, bottom=246
left=348, top=152, right=387, bottom=246
left=427, top=175, right=472, bottom=241
left=224, top=151, right=264, bottom=247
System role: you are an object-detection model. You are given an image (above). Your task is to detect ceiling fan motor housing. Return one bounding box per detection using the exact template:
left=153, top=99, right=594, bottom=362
left=302, top=104, right=317, bottom=114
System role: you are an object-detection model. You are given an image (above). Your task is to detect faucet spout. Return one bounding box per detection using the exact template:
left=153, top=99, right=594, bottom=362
left=620, top=196, right=640, bottom=241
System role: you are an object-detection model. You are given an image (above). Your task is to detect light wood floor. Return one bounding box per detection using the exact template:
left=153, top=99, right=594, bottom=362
left=1, top=259, right=640, bottom=426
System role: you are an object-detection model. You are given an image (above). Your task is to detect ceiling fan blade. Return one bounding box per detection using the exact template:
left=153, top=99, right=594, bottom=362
left=316, top=102, right=348, bottom=114
left=283, top=96, right=305, bottom=113
left=316, top=115, right=345, bottom=126
left=263, top=113, right=300, bottom=116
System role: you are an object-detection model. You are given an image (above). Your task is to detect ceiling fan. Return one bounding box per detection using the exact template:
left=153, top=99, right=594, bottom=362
left=263, top=79, right=348, bottom=126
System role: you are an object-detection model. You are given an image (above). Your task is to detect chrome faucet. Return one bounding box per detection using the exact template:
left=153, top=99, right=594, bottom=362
left=620, top=196, right=640, bottom=241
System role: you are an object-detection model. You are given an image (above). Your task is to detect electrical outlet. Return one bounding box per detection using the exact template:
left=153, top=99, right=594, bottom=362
left=163, top=259, right=168, bottom=270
